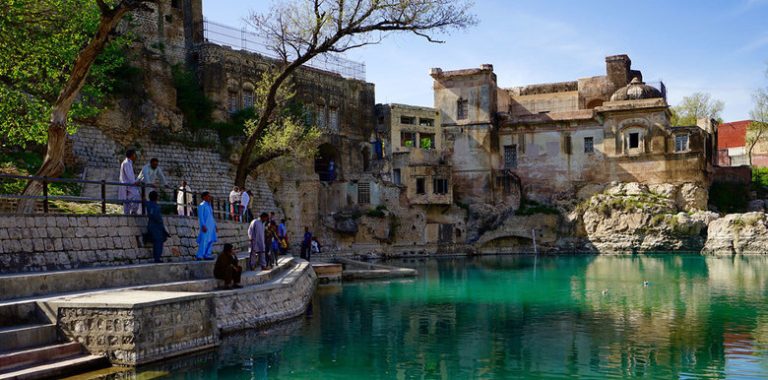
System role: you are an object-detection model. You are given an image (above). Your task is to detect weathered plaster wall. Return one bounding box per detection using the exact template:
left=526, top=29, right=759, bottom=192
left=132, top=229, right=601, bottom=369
left=0, top=215, right=249, bottom=273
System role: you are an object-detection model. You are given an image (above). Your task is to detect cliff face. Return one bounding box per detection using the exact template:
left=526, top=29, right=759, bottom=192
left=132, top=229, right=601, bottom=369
left=702, top=213, right=768, bottom=254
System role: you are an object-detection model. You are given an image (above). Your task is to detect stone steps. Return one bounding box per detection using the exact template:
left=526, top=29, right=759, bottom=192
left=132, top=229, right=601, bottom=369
left=0, top=342, right=82, bottom=374
left=0, top=353, right=107, bottom=380
left=0, top=325, right=57, bottom=352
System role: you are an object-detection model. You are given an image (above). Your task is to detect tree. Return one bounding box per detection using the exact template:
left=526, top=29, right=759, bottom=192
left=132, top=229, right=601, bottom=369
left=233, top=0, right=476, bottom=187
left=746, top=87, right=768, bottom=166
left=0, top=0, right=156, bottom=212
left=671, top=92, right=725, bottom=126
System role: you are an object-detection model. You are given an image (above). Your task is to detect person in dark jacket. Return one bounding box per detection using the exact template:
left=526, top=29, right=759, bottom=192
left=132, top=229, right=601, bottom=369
left=146, top=191, right=168, bottom=263
left=214, top=243, right=242, bottom=289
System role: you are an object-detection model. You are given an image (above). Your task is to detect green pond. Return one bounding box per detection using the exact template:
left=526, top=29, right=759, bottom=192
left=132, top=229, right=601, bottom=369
left=136, top=255, right=768, bottom=379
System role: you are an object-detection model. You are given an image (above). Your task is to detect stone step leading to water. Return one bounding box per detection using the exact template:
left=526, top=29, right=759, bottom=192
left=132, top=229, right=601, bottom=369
left=0, top=342, right=83, bottom=374
left=0, top=325, right=57, bottom=352
left=0, top=354, right=108, bottom=380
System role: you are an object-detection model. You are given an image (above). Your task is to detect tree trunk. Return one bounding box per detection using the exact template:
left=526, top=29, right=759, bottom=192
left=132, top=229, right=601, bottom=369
left=16, top=3, right=138, bottom=213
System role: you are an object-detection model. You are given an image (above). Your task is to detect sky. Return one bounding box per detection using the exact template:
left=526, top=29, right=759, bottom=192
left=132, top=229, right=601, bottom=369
left=201, top=0, right=768, bottom=121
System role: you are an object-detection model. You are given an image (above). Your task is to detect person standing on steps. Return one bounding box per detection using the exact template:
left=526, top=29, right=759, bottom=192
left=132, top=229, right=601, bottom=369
left=278, top=218, right=288, bottom=256
left=137, top=157, right=168, bottom=198
left=146, top=191, right=168, bottom=263
left=176, top=180, right=193, bottom=216
left=301, top=227, right=312, bottom=261
left=240, top=189, right=252, bottom=223
left=248, top=212, right=268, bottom=270
left=196, top=192, right=217, bottom=260
left=229, top=186, right=241, bottom=222
left=118, top=149, right=140, bottom=215
left=214, top=243, right=242, bottom=289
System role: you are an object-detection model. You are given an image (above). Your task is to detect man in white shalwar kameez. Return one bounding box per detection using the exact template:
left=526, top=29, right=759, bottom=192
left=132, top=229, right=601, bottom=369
left=196, top=192, right=217, bottom=260
left=118, top=150, right=140, bottom=215
left=177, top=180, right=193, bottom=216
left=137, top=158, right=168, bottom=199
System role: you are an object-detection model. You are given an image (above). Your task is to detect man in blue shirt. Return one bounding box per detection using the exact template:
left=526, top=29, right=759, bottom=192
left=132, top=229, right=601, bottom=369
left=196, top=192, right=217, bottom=260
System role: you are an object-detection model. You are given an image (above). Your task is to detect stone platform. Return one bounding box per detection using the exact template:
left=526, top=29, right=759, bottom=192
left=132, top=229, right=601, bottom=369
left=55, top=291, right=218, bottom=366
left=311, top=263, right=342, bottom=283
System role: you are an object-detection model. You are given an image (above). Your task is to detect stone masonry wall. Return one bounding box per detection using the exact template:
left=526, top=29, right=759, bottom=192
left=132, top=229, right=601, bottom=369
left=57, top=295, right=218, bottom=365
left=70, top=125, right=279, bottom=215
left=0, top=215, right=249, bottom=273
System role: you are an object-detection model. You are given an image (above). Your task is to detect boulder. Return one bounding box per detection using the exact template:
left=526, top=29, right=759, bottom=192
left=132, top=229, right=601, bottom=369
left=676, top=183, right=708, bottom=212
left=747, top=200, right=766, bottom=212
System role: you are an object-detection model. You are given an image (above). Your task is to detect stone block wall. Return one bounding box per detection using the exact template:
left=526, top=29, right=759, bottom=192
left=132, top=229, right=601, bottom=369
left=70, top=125, right=279, bottom=214
left=0, top=215, right=249, bottom=273
left=57, top=294, right=218, bottom=365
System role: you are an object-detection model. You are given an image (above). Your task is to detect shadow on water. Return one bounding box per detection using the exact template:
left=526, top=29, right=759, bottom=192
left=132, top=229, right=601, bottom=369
left=88, top=255, right=768, bottom=379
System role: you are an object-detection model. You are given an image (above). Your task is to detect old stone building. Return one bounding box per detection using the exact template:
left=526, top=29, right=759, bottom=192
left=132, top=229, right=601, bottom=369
left=431, top=55, right=717, bottom=205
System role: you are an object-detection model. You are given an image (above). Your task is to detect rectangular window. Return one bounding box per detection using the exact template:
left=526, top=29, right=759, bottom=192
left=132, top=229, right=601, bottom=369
left=420, top=133, right=435, bottom=150
left=358, top=182, right=370, bottom=205
left=629, top=132, right=640, bottom=149
left=243, top=90, right=254, bottom=109
left=419, top=118, right=434, bottom=127
left=317, top=107, right=327, bottom=129
left=227, top=91, right=239, bottom=113
left=401, top=132, right=416, bottom=148
left=416, top=178, right=426, bottom=195
left=675, top=134, right=689, bottom=152
left=433, top=178, right=449, bottom=194
left=584, top=137, right=594, bottom=153
left=504, top=144, right=518, bottom=169
left=457, top=98, right=468, bottom=120
left=393, top=169, right=401, bottom=185
left=329, top=108, right=339, bottom=132
left=400, top=116, right=415, bottom=125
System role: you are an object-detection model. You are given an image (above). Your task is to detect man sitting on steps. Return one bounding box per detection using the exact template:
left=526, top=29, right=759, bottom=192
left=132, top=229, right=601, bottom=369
left=214, top=243, right=242, bottom=290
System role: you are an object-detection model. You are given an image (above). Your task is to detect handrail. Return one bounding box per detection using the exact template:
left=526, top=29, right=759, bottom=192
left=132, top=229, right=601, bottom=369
left=0, top=173, right=249, bottom=222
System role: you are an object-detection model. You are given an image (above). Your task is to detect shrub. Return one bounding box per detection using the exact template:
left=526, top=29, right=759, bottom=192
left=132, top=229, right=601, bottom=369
left=709, top=182, right=749, bottom=214
left=516, top=199, right=559, bottom=216
left=172, top=65, right=214, bottom=131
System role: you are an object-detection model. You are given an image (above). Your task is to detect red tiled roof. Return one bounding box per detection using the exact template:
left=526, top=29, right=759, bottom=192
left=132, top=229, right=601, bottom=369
left=718, top=120, right=752, bottom=149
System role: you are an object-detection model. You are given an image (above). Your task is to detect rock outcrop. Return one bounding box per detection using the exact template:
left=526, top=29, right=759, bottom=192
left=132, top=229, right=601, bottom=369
left=574, top=182, right=716, bottom=253
left=702, top=213, right=768, bottom=254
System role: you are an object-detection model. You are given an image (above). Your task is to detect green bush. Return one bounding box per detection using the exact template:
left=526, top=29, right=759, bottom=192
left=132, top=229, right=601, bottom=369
left=172, top=65, right=214, bottom=131
left=753, top=167, right=768, bottom=197
left=516, top=199, right=560, bottom=216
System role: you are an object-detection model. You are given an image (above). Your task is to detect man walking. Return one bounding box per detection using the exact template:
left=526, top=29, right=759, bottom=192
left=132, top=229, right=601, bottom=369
left=248, top=212, right=268, bottom=270
left=146, top=191, right=168, bottom=263
left=301, top=227, right=312, bottom=261
left=118, top=149, right=140, bottom=215
left=196, top=192, right=217, bottom=260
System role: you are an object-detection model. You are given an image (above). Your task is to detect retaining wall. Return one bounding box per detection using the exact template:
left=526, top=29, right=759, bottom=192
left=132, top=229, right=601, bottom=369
left=0, top=215, right=249, bottom=273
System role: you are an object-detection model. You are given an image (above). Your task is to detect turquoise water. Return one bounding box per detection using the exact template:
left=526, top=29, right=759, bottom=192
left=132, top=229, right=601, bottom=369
left=141, top=255, right=768, bottom=379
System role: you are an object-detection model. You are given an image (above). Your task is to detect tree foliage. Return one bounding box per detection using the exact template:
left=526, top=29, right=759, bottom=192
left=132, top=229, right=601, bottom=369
left=0, top=0, right=135, bottom=147
left=746, top=84, right=768, bottom=165
left=671, top=92, right=724, bottom=126
left=233, top=0, right=477, bottom=186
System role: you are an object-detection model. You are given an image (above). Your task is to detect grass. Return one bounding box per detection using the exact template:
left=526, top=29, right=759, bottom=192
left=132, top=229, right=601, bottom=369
left=0, top=151, right=81, bottom=196
left=516, top=199, right=560, bottom=216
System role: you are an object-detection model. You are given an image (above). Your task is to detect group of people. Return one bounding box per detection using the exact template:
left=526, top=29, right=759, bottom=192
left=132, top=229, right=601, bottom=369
left=228, top=186, right=254, bottom=222
left=118, top=149, right=169, bottom=215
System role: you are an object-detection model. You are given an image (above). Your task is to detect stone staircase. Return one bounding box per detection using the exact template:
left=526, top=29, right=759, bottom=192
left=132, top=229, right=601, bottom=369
left=0, top=254, right=300, bottom=379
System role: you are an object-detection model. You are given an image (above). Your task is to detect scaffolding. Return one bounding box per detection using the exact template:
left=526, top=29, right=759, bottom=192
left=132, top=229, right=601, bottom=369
left=202, top=19, right=366, bottom=81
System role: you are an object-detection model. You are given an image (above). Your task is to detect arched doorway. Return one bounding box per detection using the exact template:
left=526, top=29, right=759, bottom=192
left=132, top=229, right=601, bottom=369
left=315, top=143, right=339, bottom=182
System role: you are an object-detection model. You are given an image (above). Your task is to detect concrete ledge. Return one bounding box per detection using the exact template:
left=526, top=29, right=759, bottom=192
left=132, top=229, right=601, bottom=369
left=215, top=260, right=317, bottom=333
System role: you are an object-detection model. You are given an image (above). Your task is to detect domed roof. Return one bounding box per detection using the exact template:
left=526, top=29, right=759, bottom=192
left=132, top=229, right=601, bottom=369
left=610, top=77, right=663, bottom=101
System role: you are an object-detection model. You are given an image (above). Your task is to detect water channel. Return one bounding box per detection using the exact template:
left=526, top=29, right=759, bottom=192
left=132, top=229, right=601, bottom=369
left=123, top=255, right=768, bottom=379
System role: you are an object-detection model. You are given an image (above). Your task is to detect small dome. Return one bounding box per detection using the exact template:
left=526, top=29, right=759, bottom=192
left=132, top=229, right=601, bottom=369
left=610, top=77, right=663, bottom=101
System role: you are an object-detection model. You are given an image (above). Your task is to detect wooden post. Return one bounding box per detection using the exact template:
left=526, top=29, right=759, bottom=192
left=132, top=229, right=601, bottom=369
left=100, top=180, right=106, bottom=214
left=42, top=177, right=49, bottom=214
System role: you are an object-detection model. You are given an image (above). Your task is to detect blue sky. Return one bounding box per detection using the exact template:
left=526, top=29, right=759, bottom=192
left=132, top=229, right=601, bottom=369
left=202, top=0, right=768, bottom=121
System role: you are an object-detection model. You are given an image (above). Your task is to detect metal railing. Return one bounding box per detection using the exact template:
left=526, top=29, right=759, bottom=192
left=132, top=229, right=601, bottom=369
left=0, top=173, right=249, bottom=222
left=201, top=19, right=366, bottom=81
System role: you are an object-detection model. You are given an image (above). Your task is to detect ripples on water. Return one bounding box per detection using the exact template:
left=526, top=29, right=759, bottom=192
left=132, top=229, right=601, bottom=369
left=129, top=255, right=768, bottom=379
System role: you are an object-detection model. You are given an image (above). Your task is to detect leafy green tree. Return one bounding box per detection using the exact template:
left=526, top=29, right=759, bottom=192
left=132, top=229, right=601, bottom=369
left=671, top=92, right=724, bottom=126
left=0, top=0, right=157, bottom=212
left=233, top=0, right=476, bottom=186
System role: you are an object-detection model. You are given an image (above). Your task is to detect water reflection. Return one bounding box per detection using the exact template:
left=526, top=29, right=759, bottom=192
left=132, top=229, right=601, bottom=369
left=121, top=256, right=768, bottom=379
